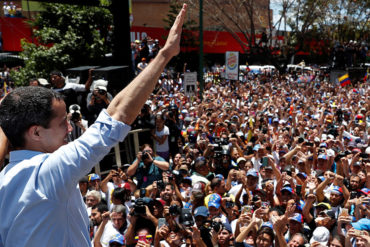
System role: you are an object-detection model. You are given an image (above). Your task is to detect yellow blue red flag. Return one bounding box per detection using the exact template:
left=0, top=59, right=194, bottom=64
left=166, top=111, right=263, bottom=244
left=338, top=73, right=351, bottom=87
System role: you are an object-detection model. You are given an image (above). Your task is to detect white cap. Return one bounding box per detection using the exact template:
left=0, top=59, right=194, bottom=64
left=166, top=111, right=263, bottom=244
left=310, top=227, right=330, bottom=246
left=38, top=78, right=50, bottom=86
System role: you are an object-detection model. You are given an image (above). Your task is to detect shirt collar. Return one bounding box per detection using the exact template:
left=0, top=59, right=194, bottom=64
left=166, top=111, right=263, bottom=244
left=9, top=150, right=44, bottom=163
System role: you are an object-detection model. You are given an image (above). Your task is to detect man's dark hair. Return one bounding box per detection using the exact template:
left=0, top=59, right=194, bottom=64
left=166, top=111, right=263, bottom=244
left=50, top=70, right=63, bottom=77
left=92, top=203, right=108, bottom=213
left=210, top=177, right=222, bottom=190
left=0, top=86, right=63, bottom=148
left=256, top=226, right=274, bottom=243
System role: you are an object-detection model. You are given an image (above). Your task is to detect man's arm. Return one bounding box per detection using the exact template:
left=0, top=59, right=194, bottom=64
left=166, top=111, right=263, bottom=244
left=107, top=5, right=187, bottom=124
left=84, top=68, right=94, bottom=91
left=153, top=158, right=170, bottom=171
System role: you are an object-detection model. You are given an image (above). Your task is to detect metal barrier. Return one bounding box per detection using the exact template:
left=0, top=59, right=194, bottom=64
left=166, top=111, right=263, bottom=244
left=94, top=128, right=153, bottom=176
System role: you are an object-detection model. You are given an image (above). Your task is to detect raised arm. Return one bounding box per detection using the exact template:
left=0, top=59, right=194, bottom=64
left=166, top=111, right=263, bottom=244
left=107, top=4, right=187, bottom=124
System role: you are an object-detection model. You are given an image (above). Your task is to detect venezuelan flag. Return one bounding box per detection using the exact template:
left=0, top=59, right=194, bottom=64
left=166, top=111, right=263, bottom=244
left=338, top=73, right=351, bottom=87
left=364, top=68, right=369, bottom=82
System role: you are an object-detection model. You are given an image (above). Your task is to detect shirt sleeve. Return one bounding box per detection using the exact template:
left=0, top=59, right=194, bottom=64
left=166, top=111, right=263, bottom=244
left=38, top=109, right=131, bottom=200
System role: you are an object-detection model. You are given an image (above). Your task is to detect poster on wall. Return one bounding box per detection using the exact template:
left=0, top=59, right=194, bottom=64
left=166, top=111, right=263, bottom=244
left=225, top=51, right=239, bottom=80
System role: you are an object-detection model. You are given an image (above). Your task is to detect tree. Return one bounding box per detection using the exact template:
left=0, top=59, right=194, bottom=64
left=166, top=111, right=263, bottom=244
left=11, top=3, right=113, bottom=86
left=162, top=1, right=200, bottom=72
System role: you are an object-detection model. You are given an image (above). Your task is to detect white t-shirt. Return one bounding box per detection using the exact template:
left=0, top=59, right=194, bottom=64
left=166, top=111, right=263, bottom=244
left=155, top=126, right=169, bottom=152
left=100, top=221, right=120, bottom=247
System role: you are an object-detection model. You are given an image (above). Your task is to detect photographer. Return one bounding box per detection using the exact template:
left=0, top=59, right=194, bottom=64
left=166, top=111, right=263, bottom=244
left=67, top=104, right=88, bottom=141
left=125, top=205, right=157, bottom=246
left=127, top=144, right=169, bottom=189
left=87, top=84, right=113, bottom=124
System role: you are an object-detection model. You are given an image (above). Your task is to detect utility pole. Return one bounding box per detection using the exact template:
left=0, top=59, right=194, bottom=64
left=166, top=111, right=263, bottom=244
left=198, top=0, right=204, bottom=100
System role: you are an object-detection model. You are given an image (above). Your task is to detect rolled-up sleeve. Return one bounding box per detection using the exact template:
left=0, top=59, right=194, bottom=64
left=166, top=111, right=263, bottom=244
left=38, top=109, right=131, bottom=200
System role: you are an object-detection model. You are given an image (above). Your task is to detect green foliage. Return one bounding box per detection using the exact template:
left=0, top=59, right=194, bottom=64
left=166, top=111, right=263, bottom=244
left=12, top=3, right=113, bottom=86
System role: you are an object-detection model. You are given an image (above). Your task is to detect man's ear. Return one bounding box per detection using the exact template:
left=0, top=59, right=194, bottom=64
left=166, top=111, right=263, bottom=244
left=26, top=125, right=42, bottom=142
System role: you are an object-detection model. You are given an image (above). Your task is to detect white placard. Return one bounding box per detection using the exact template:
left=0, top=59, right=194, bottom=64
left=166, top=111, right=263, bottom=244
left=225, top=51, right=239, bottom=80
left=184, top=72, right=197, bottom=96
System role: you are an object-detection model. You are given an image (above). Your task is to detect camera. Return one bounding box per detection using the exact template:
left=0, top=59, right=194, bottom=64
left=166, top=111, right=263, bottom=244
left=169, top=205, right=181, bottom=216
left=157, top=180, right=165, bottom=190
left=133, top=198, right=147, bottom=216
left=69, top=104, right=81, bottom=122
left=98, top=89, right=106, bottom=95
left=171, top=170, right=183, bottom=183
left=179, top=208, right=194, bottom=227
left=142, top=150, right=150, bottom=160
left=71, top=112, right=81, bottom=122
left=211, top=220, right=222, bottom=232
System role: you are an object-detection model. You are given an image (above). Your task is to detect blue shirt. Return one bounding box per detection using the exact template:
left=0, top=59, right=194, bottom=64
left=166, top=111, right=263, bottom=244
left=135, top=156, right=165, bottom=188
left=0, top=109, right=131, bottom=247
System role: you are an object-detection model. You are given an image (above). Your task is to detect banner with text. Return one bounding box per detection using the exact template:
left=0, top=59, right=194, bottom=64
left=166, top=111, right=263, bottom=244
left=225, top=51, right=239, bottom=80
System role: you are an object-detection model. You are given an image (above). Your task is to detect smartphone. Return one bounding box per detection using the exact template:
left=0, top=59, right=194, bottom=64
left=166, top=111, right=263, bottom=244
left=261, top=201, right=270, bottom=209
left=262, top=157, right=269, bottom=167
left=296, top=185, right=302, bottom=196
left=353, top=229, right=363, bottom=236
left=241, top=205, right=253, bottom=214
left=139, top=188, right=146, bottom=198
left=158, top=218, right=167, bottom=229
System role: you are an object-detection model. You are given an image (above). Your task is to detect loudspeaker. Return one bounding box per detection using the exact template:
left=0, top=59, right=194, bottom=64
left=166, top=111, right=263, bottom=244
left=348, top=67, right=366, bottom=84
left=65, top=66, right=100, bottom=84
left=92, top=66, right=130, bottom=95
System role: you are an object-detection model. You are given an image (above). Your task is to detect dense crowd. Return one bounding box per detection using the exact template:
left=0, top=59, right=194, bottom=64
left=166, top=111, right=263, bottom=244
left=1, top=57, right=369, bottom=247
left=0, top=17, right=369, bottom=245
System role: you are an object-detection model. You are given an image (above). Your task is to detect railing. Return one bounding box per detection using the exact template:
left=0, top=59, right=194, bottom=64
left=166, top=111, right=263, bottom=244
left=94, top=128, right=154, bottom=176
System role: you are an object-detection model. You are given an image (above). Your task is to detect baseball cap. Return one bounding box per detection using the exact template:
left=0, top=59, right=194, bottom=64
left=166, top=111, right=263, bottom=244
left=261, top=221, right=273, bottom=229
left=247, top=169, right=259, bottom=177
left=297, top=172, right=307, bottom=179
left=38, top=78, right=50, bottom=86
left=289, top=213, right=304, bottom=223
left=318, top=154, right=328, bottom=160
left=222, top=223, right=233, bottom=233
left=352, top=148, right=361, bottom=153
left=281, top=186, right=294, bottom=194
left=89, top=174, right=101, bottom=181
left=331, top=186, right=343, bottom=195
left=193, top=182, right=206, bottom=193
left=194, top=206, right=209, bottom=217
left=352, top=218, right=370, bottom=231
left=310, top=227, right=330, bottom=246
left=253, top=144, right=261, bottom=151
left=96, top=85, right=107, bottom=91
left=208, top=193, right=221, bottom=209
left=319, top=209, right=336, bottom=219
left=319, top=143, right=327, bottom=148
left=359, top=188, right=370, bottom=196
left=315, top=202, right=331, bottom=210
left=237, top=157, right=247, bottom=164
left=109, top=234, right=125, bottom=245
left=194, top=156, right=207, bottom=167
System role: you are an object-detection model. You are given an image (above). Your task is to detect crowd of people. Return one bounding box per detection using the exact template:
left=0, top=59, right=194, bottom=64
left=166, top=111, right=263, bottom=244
left=0, top=4, right=370, bottom=247
left=74, top=65, right=370, bottom=247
